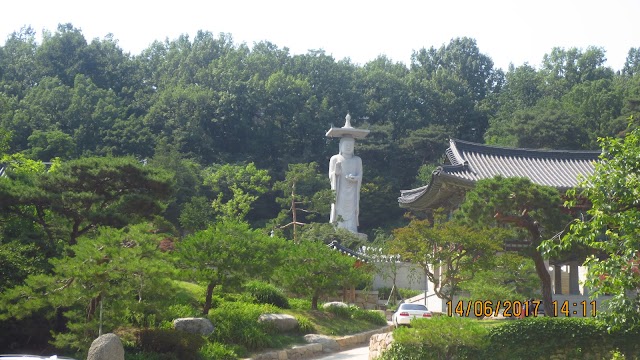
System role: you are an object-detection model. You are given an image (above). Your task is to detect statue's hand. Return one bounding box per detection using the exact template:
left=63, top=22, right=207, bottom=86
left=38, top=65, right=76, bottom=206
left=334, top=161, right=342, bottom=174
left=346, top=174, right=357, bottom=182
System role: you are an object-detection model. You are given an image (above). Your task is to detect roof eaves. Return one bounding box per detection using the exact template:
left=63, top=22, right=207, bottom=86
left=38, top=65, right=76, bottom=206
left=446, top=138, right=466, bottom=165
left=450, top=138, right=601, bottom=160
left=398, top=167, right=471, bottom=210
left=398, top=167, right=445, bottom=208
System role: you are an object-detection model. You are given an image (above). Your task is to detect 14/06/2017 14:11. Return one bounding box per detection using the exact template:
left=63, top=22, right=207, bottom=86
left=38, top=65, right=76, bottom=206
left=446, top=300, right=597, bottom=317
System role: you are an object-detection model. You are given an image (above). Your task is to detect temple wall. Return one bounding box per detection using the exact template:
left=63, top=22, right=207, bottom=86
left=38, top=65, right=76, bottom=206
left=372, top=262, right=427, bottom=291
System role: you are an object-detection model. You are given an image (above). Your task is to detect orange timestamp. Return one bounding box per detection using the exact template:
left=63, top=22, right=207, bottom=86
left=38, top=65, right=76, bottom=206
left=446, top=300, right=598, bottom=317
left=446, top=300, right=542, bottom=318
left=551, top=300, right=597, bottom=317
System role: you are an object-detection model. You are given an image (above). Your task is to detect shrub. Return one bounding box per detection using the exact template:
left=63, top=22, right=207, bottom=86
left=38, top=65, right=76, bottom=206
left=377, top=287, right=393, bottom=300
left=166, top=303, right=199, bottom=319
left=136, top=328, right=205, bottom=360
left=487, top=317, right=615, bottom=360
left=380, top=316, right=488, bottom=360
left=351, top=308, right=387, bottom=326
left=295, top=315, right=316, bottom=334
left=243, top=280, right=290, bottom=309
left=209, top=302, right=279, bottom=351
left=379, top=316, right=640, bottom=360
left=610, top=326, right=640, bottom=358
left=398, top=288, right=423, bottom=299
left=288, top=298, right=311, bottom=310
left=198, top=342, right=238, bottom=360
left=324, top=303, right=352, bottom=318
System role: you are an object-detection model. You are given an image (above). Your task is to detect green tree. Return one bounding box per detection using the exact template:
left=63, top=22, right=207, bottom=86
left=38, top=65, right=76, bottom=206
left=0, top=128, right=10, bottom=156
left=410, top=37, right=503, bottom=141
left=545, top=125, right=640, bottom=329
left=399, top=124, right=450, bottom=165
left=35, top=23, right=89, bottom=87
left=178, top=196, right=216, bottom=233
left=0, top=26, right=40, bottom=98
left=0, top=223, right=177, bottom=352
left=460, top=253, right=540, bottom=306
left=64, top=74, right=124, bottom=156
left=203, top=162, right=270, bottom=221
left=143, top=84, right=219, bottom=162
left=272, top=162, right=331, bottom=240
left=390, top=219, right=502, bottom=302
left=622, top=47, right=640, bottom=77
left=8, top=76, right=72, bottom=152
left=484, top=103, right=588, bottom=149
left=274, top=238, right=369, bottom=309
left=540, top=46, right=613, bottom=99
left=175, top=220, right=284, bottom=315
left=561, top=78, right=624, bottom=146
left=26, top=129, right=75, bottom=160
left=149, top=141, right=205, bottom=227
left=0, top=156, right=173, bottom=251
left=82, top=34, right=138, bottom=97
left=458, top=176, right=569, bottom=316
left=500, top=63, right=544, bottom=112
left=0, top=241, right=48, bottom=292
left=413, top=163, right=438, bottom=188
left=357, top=55, right=414, bottom=135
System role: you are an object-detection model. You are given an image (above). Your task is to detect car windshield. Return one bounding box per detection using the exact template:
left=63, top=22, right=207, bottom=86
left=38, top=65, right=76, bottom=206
left=400, top=304, right=428, bottom=311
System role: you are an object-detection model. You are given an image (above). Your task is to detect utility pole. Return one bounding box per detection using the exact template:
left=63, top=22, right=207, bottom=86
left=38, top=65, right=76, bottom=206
left=279, top=182, right=306, bottom=243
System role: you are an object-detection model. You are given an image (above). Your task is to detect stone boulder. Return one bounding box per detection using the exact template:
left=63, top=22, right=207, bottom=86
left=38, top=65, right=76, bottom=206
left=304, top=334, right=340, bottom=352
left=369, top=332, right=394, bottom=360
left=258, top=313, right=299, bottom=332
left=87, top=333, right=124, bottom=360
left=322, top=301, right=348, bottom=309
left=173, top=317, right=215, bottom=335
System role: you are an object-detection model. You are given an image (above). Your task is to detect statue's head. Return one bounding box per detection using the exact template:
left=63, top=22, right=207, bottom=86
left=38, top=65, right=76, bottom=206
left=339, top=137, right=355, bottom=156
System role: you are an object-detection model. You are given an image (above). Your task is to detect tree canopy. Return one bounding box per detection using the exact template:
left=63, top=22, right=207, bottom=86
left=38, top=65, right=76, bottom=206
left=3, top=25, right=637, bottom=234
left=457, top=176, right=569, bottom=316
left=391, top=218, right=502, bottom=302
left=545, top=125, right=640, bottom=330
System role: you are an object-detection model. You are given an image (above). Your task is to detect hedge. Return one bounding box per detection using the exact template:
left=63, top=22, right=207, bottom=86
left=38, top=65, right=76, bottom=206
left=382, top=316, right=640, bottom=360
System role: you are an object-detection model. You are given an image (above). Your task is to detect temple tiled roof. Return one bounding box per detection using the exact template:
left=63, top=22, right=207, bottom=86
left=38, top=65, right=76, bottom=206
left=399, top=139, right=601, bottom=211
left=327, top=240, right=369, bottom=262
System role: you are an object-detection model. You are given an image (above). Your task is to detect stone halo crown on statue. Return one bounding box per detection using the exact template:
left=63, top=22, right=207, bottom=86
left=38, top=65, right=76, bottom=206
left=325, top=113, right=370, bottom=139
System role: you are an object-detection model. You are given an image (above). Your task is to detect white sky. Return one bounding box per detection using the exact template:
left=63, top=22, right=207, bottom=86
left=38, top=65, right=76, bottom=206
left=1, top=0, right=638, bottom=71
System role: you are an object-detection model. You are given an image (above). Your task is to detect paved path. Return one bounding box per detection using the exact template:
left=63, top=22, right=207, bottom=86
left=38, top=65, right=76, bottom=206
left=312, top=345, right=369, bottom=360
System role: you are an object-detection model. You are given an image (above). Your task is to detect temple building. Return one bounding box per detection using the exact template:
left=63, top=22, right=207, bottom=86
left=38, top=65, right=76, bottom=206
left=396, top=139, right=605, bottom=314
left=399, top=138, right=600, bottom=211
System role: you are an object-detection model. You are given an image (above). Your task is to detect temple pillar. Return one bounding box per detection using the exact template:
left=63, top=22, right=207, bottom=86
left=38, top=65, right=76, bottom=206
left=569, top=261, right=580, bottom=295
left=554, top=265, right=563, bottom=295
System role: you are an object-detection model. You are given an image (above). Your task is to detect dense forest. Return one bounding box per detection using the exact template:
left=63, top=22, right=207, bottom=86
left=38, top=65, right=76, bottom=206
left=1, top=24, right=639, bottom=234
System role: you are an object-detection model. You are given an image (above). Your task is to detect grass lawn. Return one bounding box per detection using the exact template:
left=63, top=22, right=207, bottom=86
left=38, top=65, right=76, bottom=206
left=285, top=309, right=387, bottom=336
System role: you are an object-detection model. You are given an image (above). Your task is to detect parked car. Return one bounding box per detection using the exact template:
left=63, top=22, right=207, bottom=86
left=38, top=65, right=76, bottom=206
left=0, top=356, right=77, bottom=360
left=392, top=303, right=432, bottom=327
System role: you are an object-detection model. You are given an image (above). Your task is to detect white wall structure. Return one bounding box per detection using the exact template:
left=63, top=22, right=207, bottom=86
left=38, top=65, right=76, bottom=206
left=372, top=260, right=610, bottom=317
